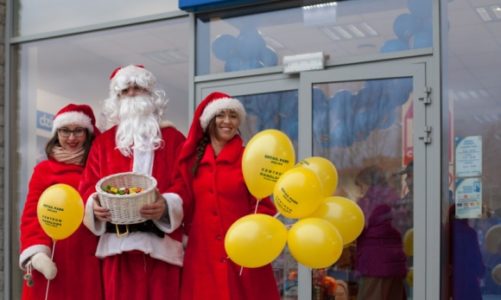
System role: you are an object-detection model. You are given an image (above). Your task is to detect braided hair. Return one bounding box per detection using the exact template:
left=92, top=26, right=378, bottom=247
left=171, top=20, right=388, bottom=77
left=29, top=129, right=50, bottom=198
left=191, top=133, right=210, bottom=175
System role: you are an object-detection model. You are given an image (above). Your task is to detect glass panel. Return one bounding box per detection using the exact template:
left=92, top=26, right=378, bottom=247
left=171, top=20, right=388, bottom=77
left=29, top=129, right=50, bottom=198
left=15, top=18, right=190, bottom=250
left=14, top=0, right=181, bottom=36
left=311, top=77, right=414, bottom=299
left=238, top=91, right=298, bottom=149
left=196, top=0, right=432, bottom=75
left=445, top=0, right=501, bottom=299
left=233, top=90, right=299, bottom=299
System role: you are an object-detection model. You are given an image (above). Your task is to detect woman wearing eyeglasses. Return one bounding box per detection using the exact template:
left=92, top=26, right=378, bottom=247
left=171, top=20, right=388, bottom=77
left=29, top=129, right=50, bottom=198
left=19, top=104, right=104, bottom=300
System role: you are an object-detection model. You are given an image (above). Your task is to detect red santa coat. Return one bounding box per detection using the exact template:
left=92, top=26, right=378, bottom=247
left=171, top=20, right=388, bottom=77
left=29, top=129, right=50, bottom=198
left=178, top=135, right=280, bottom=300
left=79, top=125, right=185, bottom=300
left=19, top=159, right=103, bottom=300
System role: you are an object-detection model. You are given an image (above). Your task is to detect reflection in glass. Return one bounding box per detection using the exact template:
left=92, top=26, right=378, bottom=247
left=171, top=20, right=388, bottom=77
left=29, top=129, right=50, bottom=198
left=446, top=0, right=501, bottom=298
left=196, top=0, right=432, bottom=75
left=312, top=77, right=414, bottom=299
left=354, top=165, right=407, bottom=300
left=238, top=91, right=298, bottom=150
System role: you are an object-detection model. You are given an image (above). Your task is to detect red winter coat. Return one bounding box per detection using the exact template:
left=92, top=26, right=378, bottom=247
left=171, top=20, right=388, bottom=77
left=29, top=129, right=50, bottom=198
left=176, top=135, right=280, bottom=300
left=19, top=159, right=103, bottom=300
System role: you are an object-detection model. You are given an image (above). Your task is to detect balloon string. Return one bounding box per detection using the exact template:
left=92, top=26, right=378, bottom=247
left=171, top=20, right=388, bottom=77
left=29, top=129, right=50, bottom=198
left=44, top=240, right=56, bottom=300
left=273, top=212, right=280, bottom=219
left=253, top=200, right=260, bottom=214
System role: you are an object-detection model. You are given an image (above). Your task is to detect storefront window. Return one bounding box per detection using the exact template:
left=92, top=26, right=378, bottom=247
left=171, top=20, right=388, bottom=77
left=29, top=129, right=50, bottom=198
left=196, top=0, right=432, bottom=75
left=13, top=0, right=182, bottom=36
left=445, top=0, right=501, bottom=298
left=13, top=20, right=190, bottom=298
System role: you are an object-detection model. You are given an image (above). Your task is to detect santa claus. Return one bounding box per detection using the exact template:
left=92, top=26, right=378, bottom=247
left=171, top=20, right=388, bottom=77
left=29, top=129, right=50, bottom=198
left=79, top=65, right=186, bottom=300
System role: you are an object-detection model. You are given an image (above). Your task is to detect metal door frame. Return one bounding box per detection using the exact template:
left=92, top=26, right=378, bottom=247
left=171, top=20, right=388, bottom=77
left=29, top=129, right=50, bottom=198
left=194, top=58, right=434, bottom=300
left=301, top=61, right=428, bottom=300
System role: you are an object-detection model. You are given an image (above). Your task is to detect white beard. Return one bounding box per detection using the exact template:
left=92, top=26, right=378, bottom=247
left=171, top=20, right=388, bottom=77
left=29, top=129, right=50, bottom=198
left=103, top=94, right=167, bottom=157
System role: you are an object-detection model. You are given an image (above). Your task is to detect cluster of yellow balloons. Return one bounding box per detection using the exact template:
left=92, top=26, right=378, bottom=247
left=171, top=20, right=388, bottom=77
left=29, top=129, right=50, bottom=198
left=37, top=184, right=84, bottom=240
left=225, top=129, right=365, bottom=269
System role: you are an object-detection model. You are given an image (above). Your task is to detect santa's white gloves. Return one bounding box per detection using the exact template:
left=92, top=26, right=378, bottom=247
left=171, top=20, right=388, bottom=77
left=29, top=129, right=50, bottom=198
left=31, top=252, right=57, bottom=280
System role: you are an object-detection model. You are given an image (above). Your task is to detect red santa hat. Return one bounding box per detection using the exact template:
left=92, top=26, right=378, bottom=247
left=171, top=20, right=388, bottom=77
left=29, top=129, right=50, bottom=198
left=109, top=64, right=156, bottom=97
left=51, top=103, right=99, bottom=135
left=199, top=93, right=246, bottom=131
left=178, top=91, right=246, bottom=164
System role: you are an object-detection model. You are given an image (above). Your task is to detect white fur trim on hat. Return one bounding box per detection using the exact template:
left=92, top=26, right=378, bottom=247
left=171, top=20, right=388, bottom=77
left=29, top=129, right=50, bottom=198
left=52, top=111, right=93, bottom=135
left=199, top=97, right=246, bottom=131
left=110, top=65, right=156, bottom=97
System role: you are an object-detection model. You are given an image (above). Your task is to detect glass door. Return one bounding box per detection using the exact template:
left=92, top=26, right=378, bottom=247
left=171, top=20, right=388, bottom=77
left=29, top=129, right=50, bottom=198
left=301, top=62, right=426, bottom=300
left=195, top=60, right=427, bottom=300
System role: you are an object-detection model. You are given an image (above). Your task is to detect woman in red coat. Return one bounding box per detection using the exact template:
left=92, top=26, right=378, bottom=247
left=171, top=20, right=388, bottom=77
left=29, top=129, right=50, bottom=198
left=19, top=104, right=103, bottom=300
left=172, top=92, right=280, bottom=300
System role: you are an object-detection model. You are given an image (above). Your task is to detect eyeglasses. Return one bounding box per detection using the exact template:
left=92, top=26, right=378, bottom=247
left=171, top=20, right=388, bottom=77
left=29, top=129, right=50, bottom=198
left=57, top=127, right=86, bottom=138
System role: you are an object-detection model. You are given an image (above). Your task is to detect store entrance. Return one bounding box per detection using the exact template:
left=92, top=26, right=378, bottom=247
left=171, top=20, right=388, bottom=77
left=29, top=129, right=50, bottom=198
left=196, top=61, right=427, bottom=300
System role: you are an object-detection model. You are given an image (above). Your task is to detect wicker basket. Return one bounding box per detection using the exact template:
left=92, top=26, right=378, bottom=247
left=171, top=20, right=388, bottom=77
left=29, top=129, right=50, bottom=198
left=95, top=172, right=157, bottom=224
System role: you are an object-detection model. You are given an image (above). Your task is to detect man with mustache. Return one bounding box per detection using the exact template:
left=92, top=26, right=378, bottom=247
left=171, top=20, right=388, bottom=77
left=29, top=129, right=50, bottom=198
left=79, top=65, right=186, bottom=300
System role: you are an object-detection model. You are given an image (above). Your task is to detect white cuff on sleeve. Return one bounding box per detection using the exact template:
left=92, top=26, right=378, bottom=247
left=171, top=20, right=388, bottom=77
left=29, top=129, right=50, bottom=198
left=153, top=193, right=183, bottom=233
left=19, top=244, right=52, bottom=270
left=83, top=192, right=106, bottom=236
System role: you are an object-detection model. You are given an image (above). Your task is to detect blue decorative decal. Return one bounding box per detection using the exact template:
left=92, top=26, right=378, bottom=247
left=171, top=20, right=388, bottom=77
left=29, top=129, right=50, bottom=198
left=37, top=111, right=54, bottom=132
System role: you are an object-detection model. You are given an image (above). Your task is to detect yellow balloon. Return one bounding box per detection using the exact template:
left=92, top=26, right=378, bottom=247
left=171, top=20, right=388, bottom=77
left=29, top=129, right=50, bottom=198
left=287, top=218, right=343, bottom=269
left=37, top=184, right=84, bottom=240
left=297, top=157, right=338, bottom=196
left=273, top=167, right=323, bottom=219
left=406, top=267, right=413, bottom=287
left=308, top=196, right=365, bottom=245
left=224, top=214, right=287, bottom=268
left=403, top=228, right=413, bottom=256
left=242, top=129, right=295, bottom=199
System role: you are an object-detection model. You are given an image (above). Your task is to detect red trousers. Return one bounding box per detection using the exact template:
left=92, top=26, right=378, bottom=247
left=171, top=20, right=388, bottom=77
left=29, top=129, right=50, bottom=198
left=102, top=251, right=181, bottom=300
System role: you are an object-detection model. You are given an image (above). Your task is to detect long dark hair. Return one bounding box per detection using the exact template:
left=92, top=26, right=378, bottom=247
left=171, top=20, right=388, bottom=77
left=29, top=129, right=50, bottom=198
left=45, top=129, right=95, bottom=165
left=191, top=117, right=218, bottom=175
left=191, top=133, right=209, bottom=175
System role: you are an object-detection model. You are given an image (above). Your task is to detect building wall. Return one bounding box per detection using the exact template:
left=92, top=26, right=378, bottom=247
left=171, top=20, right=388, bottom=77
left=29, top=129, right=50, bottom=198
left=0, top=0, right=5, bottom=296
